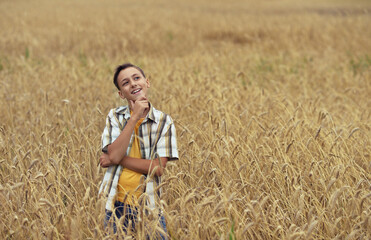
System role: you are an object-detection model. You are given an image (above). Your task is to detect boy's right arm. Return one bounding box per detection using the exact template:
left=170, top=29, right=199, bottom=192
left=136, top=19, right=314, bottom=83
left=103, top=98, right=149, bottom=164
left=105, top=117, right=137, bottom=165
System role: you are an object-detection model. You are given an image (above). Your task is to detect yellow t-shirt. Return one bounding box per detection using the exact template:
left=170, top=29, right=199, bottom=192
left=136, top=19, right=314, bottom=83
left=117, top=118, right=144, bottom=205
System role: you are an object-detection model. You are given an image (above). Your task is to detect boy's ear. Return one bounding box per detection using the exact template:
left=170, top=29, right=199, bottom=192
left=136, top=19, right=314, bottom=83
left=146, top=77, right=150, bottom=88
left=118, top=90, right=126, bottom=100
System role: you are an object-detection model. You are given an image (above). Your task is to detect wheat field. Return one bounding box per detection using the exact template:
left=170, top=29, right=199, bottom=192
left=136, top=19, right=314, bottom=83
left=0, top=0, right=370, bottom=239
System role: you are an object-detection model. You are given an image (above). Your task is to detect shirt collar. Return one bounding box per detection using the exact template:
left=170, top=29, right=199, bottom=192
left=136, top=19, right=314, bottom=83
left=115, top=102, right=157, bottom=123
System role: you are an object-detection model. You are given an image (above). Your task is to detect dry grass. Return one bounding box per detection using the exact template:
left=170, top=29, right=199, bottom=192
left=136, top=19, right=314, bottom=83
left=0, top=0, right=370, bottom=239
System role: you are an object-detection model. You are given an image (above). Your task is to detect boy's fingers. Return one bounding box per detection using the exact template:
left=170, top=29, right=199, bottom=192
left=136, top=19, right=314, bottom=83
left=101, top=159, right=108, bottom=167
left=138, top=98, right=149, bottom=104
left=99, top=153, right=111, bottom=167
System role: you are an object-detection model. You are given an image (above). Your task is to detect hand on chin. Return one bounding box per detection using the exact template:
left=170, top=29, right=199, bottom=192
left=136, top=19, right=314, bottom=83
left=131, top=92, right=144, bottom=102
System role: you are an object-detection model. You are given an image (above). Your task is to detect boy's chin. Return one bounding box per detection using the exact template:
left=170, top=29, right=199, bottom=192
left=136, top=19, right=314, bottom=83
left=130, top=94, right=147, bottom=102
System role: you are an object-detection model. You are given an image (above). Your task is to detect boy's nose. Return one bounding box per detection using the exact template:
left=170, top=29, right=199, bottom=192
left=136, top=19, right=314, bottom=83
left=129, top=80, right=137, bottom=87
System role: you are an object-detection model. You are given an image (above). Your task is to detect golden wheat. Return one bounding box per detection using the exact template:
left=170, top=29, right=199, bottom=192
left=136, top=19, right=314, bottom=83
left=1, top=0, right=370, bottom=239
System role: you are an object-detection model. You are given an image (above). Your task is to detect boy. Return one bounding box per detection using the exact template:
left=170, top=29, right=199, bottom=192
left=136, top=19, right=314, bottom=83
left=98, top=63, right=178, bottom=238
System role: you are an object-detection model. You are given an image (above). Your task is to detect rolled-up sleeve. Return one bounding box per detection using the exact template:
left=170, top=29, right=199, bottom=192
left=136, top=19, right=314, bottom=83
left=156, top=120, right=179, bottom=161
left=101, top=109, right=121, bottom=152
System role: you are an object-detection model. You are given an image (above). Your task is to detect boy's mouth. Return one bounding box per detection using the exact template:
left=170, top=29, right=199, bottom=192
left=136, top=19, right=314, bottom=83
left=131, top=89, right=142, bottom=95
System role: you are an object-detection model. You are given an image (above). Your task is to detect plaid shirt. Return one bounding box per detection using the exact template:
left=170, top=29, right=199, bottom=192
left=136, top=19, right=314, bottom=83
left=99, top=103, right=178, bottom=211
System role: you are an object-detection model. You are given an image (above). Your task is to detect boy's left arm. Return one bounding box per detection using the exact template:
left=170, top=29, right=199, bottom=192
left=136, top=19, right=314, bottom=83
left=120, top=156, right=168, bottom=176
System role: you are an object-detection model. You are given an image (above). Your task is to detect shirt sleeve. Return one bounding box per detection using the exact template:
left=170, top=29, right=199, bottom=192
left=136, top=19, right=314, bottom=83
left=155, top=119, right=179, bottom=161
left=101, top=109, right=121, bottom=152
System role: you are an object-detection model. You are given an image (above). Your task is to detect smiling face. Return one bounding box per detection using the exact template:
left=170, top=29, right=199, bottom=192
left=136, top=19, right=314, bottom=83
left=117, top=67, right=150, bottom=102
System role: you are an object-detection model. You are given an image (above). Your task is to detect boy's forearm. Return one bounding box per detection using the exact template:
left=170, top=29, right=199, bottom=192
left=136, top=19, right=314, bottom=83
left=107, top=118, right=138, bottom=164
left=119, top=156, right=168, bottom=176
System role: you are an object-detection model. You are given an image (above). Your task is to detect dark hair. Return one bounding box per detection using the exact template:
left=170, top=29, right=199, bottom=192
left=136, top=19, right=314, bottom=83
left=113, top=63, right=146, bottom=90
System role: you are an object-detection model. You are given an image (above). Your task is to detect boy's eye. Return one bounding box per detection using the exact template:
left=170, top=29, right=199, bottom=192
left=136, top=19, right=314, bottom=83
left=122, top=82, right=128, bottom=86
left=134, top=76, right=140, bottom=80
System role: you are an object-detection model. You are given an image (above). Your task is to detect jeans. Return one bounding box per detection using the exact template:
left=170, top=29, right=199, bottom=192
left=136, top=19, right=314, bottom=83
left=104, top=201, right=167, bottom=239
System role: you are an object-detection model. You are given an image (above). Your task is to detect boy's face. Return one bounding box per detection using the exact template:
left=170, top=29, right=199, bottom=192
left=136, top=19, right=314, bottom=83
left=117, top=67, right=150, bottom=102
